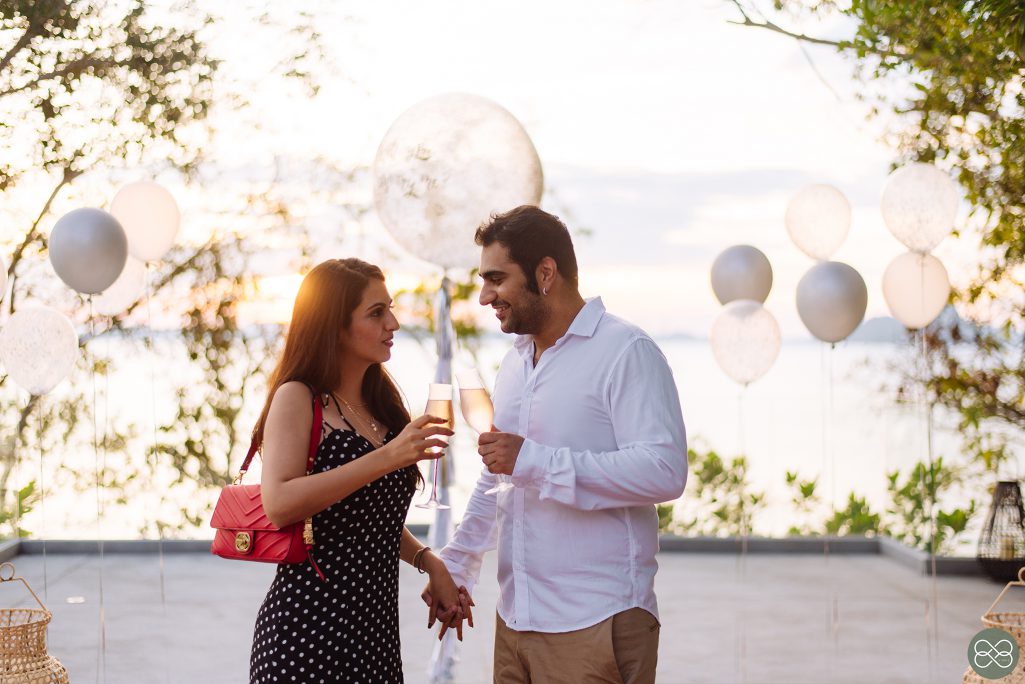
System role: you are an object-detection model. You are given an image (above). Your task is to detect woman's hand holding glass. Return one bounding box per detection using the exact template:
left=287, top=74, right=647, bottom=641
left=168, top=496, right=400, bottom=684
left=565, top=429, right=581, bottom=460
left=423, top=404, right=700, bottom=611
left=383, top=414, right=453, bottom=468
left=417, top=383, right=454, bottom=510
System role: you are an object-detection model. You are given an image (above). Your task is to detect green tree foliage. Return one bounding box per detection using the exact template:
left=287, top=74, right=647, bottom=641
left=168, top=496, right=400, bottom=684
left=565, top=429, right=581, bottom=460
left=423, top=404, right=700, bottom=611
left=730, top=0, right=1025, bottom=549
left=824, top=493, right=882, bottom=536
left=885, top=457, right=976, bottom=554
left=0, top=1, right=332, bottom=537
left=783, top=469, right=821, bottom=536
left=729, top=0, right=1025, bottom=434
left=677, top=448, right=765, bottom=536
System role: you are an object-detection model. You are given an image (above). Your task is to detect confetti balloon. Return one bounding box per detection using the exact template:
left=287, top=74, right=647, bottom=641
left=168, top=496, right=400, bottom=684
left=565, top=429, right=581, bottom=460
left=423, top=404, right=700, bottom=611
left=373, top=93, right=544, bottom=269
left=0, top=306, right=78, bottom=394
left=881, top=163, right=959, bottom=254
left=710, top=300, right=781, bottom=385
left=785, top=184, right=851, bottom=261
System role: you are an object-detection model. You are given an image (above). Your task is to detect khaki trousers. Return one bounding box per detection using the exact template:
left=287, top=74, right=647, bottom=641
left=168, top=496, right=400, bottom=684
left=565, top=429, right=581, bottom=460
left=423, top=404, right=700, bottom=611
left=493, top=608, right=659, bottom=684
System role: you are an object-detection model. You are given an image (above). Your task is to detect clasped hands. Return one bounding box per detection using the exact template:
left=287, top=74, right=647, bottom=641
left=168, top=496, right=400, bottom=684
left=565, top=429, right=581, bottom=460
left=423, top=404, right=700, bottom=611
left=419, top=429, right=525, bottom=640
left=420, top=567, right=475, bottom=641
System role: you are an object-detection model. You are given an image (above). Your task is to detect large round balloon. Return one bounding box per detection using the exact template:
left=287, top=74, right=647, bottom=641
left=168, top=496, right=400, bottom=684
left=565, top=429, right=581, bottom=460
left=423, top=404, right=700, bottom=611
left=796, top=261, right=868, bottom=343
left=710, top=299, right=781, bottom=385
left=710, top=245, right=773, bottom=305
left=110, top=181, right=181, bottom=262
left=0, top=306, right=78, bottom=394
left=785, top=184, right=851, bottom=261
left=881, top=163, right=959, bottom=253
left=373, top=93, right=544, bottom=270
left=94, top=257, right=146, bottom=316
left=882, top=252, right=950, bottom=329
left=49, top=208, right=128, bottom=295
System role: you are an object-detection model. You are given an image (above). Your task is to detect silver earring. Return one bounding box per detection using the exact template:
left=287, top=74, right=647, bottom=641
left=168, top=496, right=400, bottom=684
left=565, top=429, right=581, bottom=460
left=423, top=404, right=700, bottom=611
left=542, top=287, right=548, bottom=296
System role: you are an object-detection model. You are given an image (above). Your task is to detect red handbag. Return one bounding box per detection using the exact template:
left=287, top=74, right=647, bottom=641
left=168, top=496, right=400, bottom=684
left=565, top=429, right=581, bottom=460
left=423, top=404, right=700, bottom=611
left=210, top=393, right=325, bottom=581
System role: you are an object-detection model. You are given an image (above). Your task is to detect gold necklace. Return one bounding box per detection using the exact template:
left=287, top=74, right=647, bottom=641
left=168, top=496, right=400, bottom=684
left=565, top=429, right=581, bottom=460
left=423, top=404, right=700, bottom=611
left=338, top=396, right=383, bottom=444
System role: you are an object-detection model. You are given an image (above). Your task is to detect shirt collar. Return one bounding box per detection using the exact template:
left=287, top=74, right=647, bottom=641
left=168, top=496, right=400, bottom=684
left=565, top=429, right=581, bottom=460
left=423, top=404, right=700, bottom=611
left=513, top=297, right=605, bottom=356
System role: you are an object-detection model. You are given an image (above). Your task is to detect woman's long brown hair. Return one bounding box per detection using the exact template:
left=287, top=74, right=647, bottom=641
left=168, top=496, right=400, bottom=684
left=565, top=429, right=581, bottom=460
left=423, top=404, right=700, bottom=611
left=252, top=258, right=422, bottom=488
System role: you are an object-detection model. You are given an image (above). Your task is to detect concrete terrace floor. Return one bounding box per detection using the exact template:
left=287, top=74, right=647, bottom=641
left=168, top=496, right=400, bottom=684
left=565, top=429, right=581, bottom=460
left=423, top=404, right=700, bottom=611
left=0, top=549, right=1010, bottom=683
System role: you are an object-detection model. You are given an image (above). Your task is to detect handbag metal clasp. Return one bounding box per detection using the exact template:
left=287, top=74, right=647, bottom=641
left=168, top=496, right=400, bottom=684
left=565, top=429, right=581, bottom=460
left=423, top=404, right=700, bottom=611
left=235, top=531, right=253, bottom=554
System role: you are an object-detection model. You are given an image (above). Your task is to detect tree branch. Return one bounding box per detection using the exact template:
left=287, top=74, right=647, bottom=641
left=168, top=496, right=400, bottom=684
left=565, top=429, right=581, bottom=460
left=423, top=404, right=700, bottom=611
left=7, top=166, right=78, bottom=315
left=726, top=0, right=900, bottom=58
left=0, top=56, right=133, bottom=98
left=0, top=24, right=38, bottom=75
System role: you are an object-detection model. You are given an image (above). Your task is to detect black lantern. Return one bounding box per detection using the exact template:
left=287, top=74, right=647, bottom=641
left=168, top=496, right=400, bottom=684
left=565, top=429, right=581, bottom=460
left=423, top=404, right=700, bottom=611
left=978, top=481, right=1025, bottom=582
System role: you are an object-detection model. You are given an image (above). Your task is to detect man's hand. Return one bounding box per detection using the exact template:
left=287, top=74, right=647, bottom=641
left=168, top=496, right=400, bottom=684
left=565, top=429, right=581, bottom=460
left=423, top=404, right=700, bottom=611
left=421, top=568, right=475, bottom=641
left=478, top=430, right=525, bottom=476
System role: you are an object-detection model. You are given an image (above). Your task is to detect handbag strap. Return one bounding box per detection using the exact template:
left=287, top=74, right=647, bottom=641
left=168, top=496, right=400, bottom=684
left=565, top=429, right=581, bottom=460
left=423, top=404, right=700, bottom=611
left=236, top=387, right=323, bottom=481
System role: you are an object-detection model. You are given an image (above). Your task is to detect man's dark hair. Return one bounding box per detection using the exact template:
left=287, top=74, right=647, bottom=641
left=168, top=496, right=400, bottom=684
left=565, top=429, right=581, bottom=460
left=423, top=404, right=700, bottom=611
left=474, top=205, right=578, bottom=293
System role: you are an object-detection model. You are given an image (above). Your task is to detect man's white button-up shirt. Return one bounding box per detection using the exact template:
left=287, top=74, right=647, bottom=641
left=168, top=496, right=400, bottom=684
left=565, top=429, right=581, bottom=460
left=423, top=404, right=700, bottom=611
left=439, top=297, right=688, bottom=633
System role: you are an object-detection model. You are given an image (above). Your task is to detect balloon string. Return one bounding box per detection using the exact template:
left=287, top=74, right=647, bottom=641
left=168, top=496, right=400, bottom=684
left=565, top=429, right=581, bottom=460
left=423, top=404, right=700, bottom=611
left=88, top=296, right=107, bottom=684
left=144, top=264, right=170, bottom=684
left=144, top=267, right=166, bottom=601
left=736, top=383, right=748, bottom=683
left=738, top=383, right=748, bottom=569
left=35, top=397, right=47, bottom=605
left=820, top=342, right=836, bottom=668
left=919, top=328, right=939, bottom=682
left=820, top=343, right=829, bottom=559
left=828, top=344, right=835, bottom=543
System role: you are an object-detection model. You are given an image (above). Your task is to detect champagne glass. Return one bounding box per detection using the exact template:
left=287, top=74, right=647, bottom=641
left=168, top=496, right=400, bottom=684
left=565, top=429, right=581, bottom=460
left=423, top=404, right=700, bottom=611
left=417, top=383, right=453, bottom=510
left=456, top=369, right=512, bottom=495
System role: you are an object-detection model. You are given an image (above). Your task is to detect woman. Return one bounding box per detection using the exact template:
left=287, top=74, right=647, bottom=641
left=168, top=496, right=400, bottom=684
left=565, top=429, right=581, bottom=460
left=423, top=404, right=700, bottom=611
left=249, top=258, right=468, bottom=683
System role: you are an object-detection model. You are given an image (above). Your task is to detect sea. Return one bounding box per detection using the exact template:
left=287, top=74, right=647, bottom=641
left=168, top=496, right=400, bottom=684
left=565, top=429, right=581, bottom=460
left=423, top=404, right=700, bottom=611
left=16, top=333, right=996, bottom=555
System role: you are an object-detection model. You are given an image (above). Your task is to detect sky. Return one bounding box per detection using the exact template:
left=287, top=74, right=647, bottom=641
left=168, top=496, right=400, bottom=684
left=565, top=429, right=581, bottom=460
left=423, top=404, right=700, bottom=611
left=59, top=0, right=980, bottom=338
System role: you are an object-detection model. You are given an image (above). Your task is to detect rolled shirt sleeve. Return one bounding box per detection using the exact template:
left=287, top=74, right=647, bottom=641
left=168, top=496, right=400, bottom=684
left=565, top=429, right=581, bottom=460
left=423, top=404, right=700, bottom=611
left=510, top=337, right=687, bottom=510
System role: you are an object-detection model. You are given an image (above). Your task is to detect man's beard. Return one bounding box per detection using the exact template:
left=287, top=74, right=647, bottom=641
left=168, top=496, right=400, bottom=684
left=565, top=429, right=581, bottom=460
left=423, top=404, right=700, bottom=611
left=502, top=290, right=549, bottom=335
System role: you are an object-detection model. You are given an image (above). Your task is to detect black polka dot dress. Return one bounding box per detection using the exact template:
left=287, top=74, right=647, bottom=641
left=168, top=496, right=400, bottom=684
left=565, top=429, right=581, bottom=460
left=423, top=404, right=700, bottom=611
left=249, top=423, right=415, bottom=684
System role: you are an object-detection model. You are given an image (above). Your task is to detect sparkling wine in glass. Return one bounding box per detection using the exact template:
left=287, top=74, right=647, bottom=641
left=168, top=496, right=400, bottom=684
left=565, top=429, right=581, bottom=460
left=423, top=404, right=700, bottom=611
left=417, top=383, right=453, bottom=510
left=456, top=369, right=512, bottom=495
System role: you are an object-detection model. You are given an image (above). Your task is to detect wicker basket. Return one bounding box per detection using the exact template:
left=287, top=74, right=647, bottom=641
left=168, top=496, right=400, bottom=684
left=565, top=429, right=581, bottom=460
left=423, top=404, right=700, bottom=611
left=0, top=563, right=68, bottom=683
left=965, top=567, right=1025, bottom=683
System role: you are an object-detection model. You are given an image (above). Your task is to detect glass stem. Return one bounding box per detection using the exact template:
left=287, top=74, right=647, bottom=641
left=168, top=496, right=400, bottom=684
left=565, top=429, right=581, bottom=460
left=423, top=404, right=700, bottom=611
left=431, top=457, right=440, bottom=501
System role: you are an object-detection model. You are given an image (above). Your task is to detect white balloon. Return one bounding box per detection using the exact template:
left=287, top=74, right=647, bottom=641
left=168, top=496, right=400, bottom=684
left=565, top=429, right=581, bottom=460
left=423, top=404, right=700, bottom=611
left=710, top=245, right=773, bottom=305
left=710, top=300, right=781, bottom=385
left=49, top=208, right=128, bottom=295
left=882, top=252, right=950, bottom=329
left=881, top=163, right=959, bottom=253
left=94, top=257, right=146, bottom=316
left=785, top=184, right=851, bottom=261
left=373, top=93, right=544, bottom=270
left=110, top=181, right=181, bottom=262
left=796, top=261, right=868, bottom=344
left=0, top=306, right=78, bottom=394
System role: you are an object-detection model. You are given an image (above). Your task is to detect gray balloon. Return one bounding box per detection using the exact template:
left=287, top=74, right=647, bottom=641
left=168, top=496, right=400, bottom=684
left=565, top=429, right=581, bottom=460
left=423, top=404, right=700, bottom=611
left=49, top=208, right=128, bottom=295
left=796, top=261, right=868, bottom=343
left=710, top=245, right=773, bottom=304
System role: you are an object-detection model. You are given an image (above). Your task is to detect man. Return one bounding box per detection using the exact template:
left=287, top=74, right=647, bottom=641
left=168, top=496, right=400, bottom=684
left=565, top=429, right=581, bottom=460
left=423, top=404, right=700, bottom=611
left=432, top=205, right=687, bottom=683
